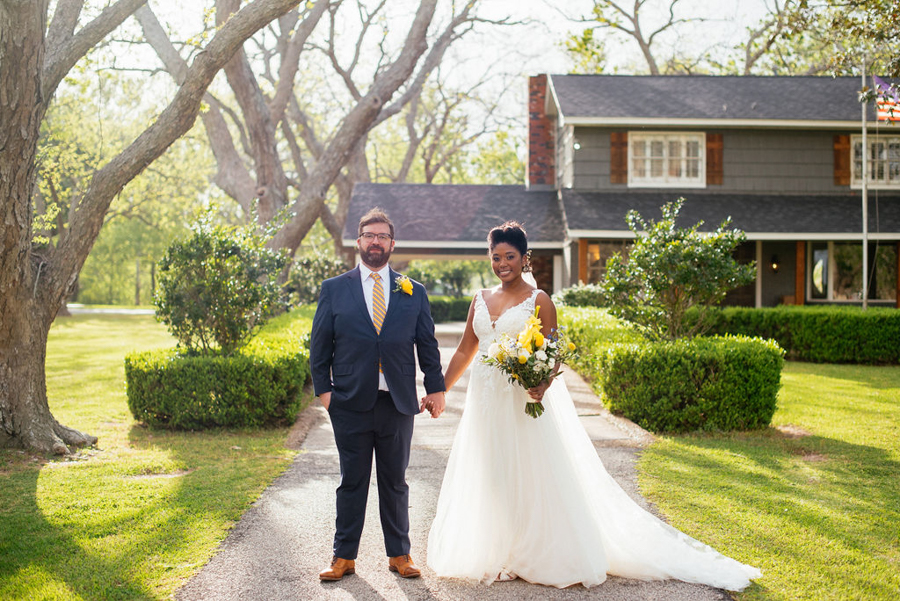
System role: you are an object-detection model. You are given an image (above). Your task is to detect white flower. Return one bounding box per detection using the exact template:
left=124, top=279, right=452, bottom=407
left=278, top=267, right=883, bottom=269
left=535, top=350, right=548, bottom=362
left=488, top=342, right=502, bottom=359
left=517, top=348, right=531, bottom=364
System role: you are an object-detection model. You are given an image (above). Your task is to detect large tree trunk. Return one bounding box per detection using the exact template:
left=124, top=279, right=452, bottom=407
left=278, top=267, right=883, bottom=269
left=0, top=295, right=96, bottom=454
left=1, top=0, right=303, bottom=455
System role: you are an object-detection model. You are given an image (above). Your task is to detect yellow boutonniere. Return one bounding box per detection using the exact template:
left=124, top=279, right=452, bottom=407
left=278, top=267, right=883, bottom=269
left=394, top=275, right=413, bottom=296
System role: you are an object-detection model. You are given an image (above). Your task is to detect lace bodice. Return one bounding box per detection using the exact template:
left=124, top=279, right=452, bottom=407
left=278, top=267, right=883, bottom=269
left=473, top=289, right=540, bottom=352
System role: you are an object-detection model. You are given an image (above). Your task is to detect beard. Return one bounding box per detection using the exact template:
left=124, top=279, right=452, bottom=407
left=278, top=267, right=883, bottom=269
left=360, top=245, right=391, bottom=269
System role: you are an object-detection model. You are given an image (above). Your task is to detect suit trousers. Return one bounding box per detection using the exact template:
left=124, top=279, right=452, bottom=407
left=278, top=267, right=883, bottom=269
left=328, top=391, right=415, bottom=559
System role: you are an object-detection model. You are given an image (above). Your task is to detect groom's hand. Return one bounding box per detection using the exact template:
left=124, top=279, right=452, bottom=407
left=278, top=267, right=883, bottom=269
left=420, top=391, right=445, bottom=418
left=318, top=392, right=331, bottom=410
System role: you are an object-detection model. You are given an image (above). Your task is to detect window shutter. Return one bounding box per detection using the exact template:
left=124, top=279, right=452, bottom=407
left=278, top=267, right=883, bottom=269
left=610, top=132, right=627, bottom=184
left=834, top=135, right=851, bottom=186
left=706, top=133, right=723, bottom=185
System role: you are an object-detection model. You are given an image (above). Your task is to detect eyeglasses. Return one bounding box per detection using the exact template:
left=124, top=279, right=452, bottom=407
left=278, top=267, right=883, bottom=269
left=359, top=232, right=393, bottom=242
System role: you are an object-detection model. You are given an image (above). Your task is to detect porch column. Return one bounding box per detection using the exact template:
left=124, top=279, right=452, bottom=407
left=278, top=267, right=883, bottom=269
left=578, top=239, right=588, bottom=283
left=755, top=240, right=762, bottom=308
left=795, top=241, right=806, bottom=305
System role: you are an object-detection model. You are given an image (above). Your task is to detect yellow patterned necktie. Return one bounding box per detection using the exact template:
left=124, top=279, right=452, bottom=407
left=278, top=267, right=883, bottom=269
left=371, top=272, right=386, bottom=334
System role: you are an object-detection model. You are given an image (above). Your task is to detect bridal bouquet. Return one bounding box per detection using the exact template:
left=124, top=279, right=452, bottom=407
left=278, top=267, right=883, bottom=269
left=481, top=305, right=577, bottom=418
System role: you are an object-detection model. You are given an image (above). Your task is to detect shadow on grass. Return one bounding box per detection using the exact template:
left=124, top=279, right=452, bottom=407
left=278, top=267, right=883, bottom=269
left=642, top=429, right=900, bottom=599
left=0, top=421, right=299, bottom=600
left=0, top=464, right=157, bottom=600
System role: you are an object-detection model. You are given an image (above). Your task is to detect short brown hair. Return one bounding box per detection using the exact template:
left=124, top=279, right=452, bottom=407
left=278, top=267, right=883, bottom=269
left=358, top=207, right=394, bottom=239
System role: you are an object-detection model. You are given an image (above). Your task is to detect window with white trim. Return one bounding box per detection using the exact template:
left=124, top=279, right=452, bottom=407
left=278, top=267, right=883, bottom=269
left=851, top=134, right=900, bottom=188
left=809, top=241, right=897, bottom=302
left=628, top=132, right=705, bottom=188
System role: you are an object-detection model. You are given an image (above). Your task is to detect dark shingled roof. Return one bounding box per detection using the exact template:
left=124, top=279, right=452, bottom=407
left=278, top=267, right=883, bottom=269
left=346, top=183, right=565, bottom=246
left=549, top=75, right=888, bottom=122
left=562, top=190, right=900, bottom=236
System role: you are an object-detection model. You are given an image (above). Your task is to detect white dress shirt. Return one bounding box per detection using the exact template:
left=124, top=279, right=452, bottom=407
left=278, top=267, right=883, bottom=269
left=359, top=263, right=391, bottom=391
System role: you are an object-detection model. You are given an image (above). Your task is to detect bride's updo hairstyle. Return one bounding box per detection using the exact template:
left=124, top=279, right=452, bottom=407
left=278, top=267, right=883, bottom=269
left=488, top=221, right=532, bottom=272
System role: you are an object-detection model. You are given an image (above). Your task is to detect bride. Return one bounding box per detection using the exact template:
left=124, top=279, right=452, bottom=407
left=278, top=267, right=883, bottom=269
left=426, top=221, right=761, bottom=590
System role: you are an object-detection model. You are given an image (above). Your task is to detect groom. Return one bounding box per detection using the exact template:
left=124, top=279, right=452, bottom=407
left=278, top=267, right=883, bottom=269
left=310, top=207, right=446, bottom=581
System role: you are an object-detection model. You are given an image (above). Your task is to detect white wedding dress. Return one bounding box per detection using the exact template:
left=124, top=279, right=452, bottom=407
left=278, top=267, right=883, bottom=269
left=427, top=289, right=761, bottom=590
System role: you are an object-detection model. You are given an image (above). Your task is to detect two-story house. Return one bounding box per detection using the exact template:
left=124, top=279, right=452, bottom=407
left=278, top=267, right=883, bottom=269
left=345, top=74, right=900, bottom=307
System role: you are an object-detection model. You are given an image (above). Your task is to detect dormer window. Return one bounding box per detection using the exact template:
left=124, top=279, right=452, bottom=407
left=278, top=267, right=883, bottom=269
left=851, top=134, right=900, bottom=188
left=628, top=132, right=706, bottom=188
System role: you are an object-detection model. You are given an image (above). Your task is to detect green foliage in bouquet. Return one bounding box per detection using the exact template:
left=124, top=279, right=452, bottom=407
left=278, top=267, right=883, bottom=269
left=602, top=198, right=756, bottom=341
left=598, top=335, right=784, bottom=433
left=154, top=218, right=288, bottom=356
left=482, top=305, right=578, bottom=418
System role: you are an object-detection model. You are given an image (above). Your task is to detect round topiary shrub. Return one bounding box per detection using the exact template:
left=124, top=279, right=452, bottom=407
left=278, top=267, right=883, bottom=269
left=597, top=335, right=784, bottom=433
left=154, top=220, right=288, bottom=356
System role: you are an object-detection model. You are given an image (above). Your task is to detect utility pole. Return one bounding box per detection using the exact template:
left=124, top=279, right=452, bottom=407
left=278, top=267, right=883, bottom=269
left=861, top=62, right=869, bottom=310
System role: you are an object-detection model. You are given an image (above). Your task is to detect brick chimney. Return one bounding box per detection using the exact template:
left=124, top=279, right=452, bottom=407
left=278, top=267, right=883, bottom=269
left=527, top=74, right=555, bottom=189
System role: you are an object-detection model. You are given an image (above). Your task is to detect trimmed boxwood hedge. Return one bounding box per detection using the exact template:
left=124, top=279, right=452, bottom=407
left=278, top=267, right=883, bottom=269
left=125, top=307, right=315, bottom=429
left=597, top=336, right=784, bottom=434
left=429, top=295, right=472, bottom=323
left=693, top=305, right=900, bottom=364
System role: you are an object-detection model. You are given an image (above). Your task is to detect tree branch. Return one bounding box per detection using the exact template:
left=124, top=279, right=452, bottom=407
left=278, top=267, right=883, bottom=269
left=272, top=0, right=437, bottom=252
left=135, top=4, right=257, bottom=211
left=268, top=1, right=329, bottom=124
left=43, top=0, right=149, bottom=100
left=50, top=0, right=304, bottom=304
left=216, top=0, right=288, bottom=224
left=373, top=0, right=480, bottom=128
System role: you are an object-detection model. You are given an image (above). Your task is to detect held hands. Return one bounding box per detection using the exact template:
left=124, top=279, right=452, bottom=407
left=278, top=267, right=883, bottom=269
left=420, top=391, right=446, bottom=418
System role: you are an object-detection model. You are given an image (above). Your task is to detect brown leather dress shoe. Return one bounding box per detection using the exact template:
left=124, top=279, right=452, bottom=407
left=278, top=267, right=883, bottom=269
left=388, top=554, right=421, bottom=578
left=319, top=556, right=355, bottom=581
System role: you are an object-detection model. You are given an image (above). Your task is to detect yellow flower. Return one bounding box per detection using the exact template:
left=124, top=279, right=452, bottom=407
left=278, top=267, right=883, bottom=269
left=394, top=275, right=413, bottom=295
left=567, top=341, right=576, bottom=351
left=534, top=332, right=544, bottom=348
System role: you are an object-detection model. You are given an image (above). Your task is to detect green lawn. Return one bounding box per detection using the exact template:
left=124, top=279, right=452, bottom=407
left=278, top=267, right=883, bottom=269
left=637, top=361, right=900, bottom=601
left=0, top=313, right=308, bottom=600
left=4, top=311, right=898, bottom=600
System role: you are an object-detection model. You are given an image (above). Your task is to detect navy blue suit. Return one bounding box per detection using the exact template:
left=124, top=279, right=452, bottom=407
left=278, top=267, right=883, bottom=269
left=309, top=266, right=444, bottom=558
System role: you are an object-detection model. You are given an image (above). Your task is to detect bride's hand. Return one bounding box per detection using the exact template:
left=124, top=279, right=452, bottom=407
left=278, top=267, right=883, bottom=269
left=527, top=380, right=550, bottom=401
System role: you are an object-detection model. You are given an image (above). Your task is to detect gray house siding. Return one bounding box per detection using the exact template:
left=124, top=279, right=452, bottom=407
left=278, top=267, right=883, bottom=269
left=571, top=128, right=610, bottom=190
left=760, top=241, right=799, bottom=306
left=569, top=127, right=853, bottom=194
left=721, top=130, right=845, bottom=194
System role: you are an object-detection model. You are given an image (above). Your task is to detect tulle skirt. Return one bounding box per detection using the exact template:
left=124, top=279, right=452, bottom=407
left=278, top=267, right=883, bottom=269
left=426, top=361, right=761, bottom=590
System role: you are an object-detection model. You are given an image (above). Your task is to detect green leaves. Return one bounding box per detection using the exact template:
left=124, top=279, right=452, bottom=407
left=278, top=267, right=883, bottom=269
left=284, top=250, right=348, bottom=305
left=598, top=335, right=785, bottom=433
left=552, top=282, right=605, bottom=308
left=697, top=305, right=900, bottom=364
left=125, top=309, right=312, bottom=429
left=601, top=197, right=756, bottom=341
left=154, top=220, right=288, bottom=356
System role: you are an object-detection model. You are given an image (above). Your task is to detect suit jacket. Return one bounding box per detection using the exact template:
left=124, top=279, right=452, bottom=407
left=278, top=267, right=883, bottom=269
left=309, top=266, right=445, bottom=416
